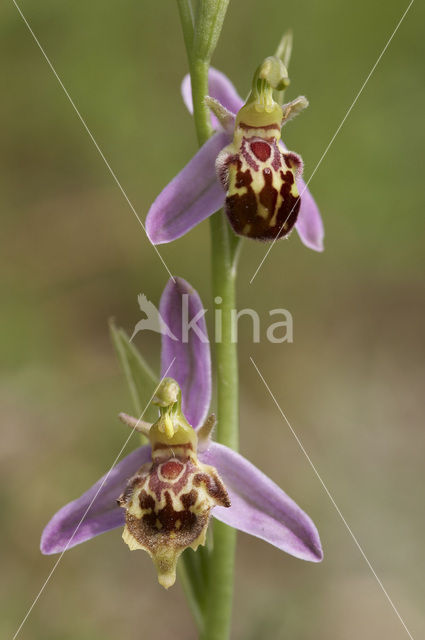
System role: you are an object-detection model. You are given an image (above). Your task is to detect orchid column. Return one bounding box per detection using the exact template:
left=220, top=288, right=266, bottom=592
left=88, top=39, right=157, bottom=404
left=177, top=2, right=238, bottom=639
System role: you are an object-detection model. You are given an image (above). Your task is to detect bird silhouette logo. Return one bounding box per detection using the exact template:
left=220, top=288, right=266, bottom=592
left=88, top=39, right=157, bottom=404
left=130, top=294, right=178, bottom=342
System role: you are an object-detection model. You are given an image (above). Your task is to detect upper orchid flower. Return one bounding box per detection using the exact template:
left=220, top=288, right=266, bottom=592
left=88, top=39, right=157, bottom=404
left=146, top=61, right=324, bottom=250
left=41, top=278, right=322, bottom=588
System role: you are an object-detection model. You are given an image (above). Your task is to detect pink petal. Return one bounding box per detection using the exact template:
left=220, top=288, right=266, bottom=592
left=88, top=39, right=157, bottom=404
left=201, top=443, right=323, bottom=562
left=160, top=277, right=211, bottom=429
left=40, top=446, right=151, bottom=554
left=295, top=177, right=325, bottom=252
left=145, top=132, right=229, bottom=245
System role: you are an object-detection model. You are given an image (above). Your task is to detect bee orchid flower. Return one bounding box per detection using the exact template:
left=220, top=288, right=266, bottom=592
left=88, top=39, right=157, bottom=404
left=41, top=277, right=323, bottom=588
left=146, top=63, right=324, bottom=250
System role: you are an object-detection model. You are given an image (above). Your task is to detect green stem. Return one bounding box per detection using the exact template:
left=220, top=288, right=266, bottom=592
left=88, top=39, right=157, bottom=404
left=209, top=213, right=239, bottom=452
left=176, top=0, right=194, bottom=54
left=202, top=214, right=238, bottom=640
left=177, top=3, right=237, bottom=638
left=189, top=34, right=238, bottom=640
left=189, top=57, right=213, bottom=144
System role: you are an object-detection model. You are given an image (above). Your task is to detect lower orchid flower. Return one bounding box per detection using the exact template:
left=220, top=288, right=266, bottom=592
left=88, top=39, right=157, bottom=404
left=146, top=58, right=324, bottom=250
left=41, top=277, right=323, bottom=588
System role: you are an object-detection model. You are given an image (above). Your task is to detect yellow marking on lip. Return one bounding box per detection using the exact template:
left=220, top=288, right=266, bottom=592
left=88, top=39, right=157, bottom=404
left=256, top=202, right=270, bottom=220
left=122, top=526, right=142, bottom=551
left=128, top=489, right=153, bottom=519
left=269, top=194, right=283, bottom=227
left=290, top=183, right=299, bottom=197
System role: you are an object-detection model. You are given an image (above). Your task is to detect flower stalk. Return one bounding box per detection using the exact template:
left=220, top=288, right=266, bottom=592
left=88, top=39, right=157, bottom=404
left=178, top=2, right=237, bottom=638
left=204, top=214, right=238, bottom=640
left=40, top=8, right=324, bottom=640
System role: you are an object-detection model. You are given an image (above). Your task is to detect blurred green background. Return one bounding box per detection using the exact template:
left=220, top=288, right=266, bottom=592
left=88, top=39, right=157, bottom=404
left=1, top=0, right=424, bottom=638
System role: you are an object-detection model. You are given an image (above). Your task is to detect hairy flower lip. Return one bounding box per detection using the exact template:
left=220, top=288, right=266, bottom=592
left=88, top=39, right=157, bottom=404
left=146, top=68, right=324, bottom=251
left=117, top=421, right=231, bottom=589
left=41, top=277, right=323, bottom=568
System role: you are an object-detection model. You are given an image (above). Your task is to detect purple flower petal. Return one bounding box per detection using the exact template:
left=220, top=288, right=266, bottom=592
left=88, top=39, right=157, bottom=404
left=41, top=446, right=151, bottom=554
left=181, top=68, right=243, bottom=128
left=145, top=132, right=229, bottom=245
left=295, top=177, right=325, bottom=252
left=160, top=277, right=211, bottom=430
left=201, top=442, right=323, bottom=562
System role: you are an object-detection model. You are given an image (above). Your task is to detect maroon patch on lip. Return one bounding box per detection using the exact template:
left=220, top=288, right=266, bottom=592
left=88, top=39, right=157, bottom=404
left=284, top=152, right=302, bottom=173
left=271, top=140, right=282, bottom=171
left=259, top=169, right=278, bottom=217
left=160, top=460, right=184, bottom=480
left=275, top=169, right=300, bottom=237
left=225, top=159, right=258, bottom=235
left=224, top=158, right=300, bottom=241
left=241, top=138, right=259, bottom=170
left=193, top=472, right=231, bottom=508
left=148, top=458, right=194, bottom=500
left=131, top=488, right=201, bottom=540
left=250, top=141, right=271, bottom=161
left=280, top=169, right=294, bottom=186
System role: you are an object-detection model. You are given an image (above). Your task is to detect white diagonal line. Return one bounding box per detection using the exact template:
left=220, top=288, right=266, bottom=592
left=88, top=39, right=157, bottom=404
left=250, top=356, right=415, bottom=640
left=12, top=359, right=175, bottom=640
left=12, top=0, right=175, bottom=283
left=250, top=0, right=414, bottom=285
